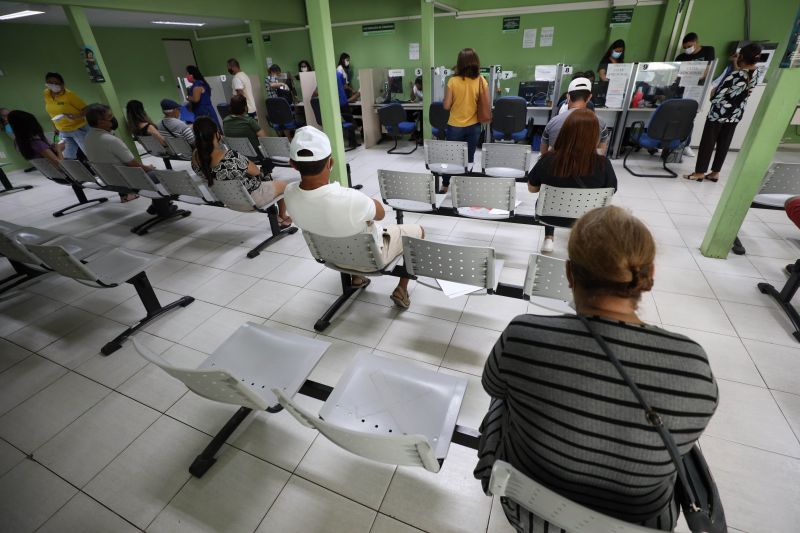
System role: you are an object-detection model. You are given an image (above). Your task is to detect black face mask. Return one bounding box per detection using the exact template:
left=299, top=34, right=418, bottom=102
left=110, top=117, right=119, bottom=131
left=227, top=69, right=235, bottom=75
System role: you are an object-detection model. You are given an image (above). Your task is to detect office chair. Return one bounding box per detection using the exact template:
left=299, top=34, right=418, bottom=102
left=429, top=101, right=449, bottom=140
left=378, top=103, right=417, bottom=154
left=265, top=97, right=301, bottom=136
left=624, top=98, right=698, bottom=178
left=491, top=96, right=528, bottom=142
left=310, top=97, right=357, bottom=152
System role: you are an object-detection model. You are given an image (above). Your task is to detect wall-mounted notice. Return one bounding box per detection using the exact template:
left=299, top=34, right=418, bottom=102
left=610, top=7, right=634, bottom=26
left=245, top=35, right=271, bottom=45
left=81, top=46, right=105, bottom=83
left=409, top=43, right=420, bottom=60
left=779, top=7, right=800, bottom=68
left=503, top=16, right=520, bottom=33
left=540, top=27, right=554, bottom=47
left=678, top=61, right=708, bottom=103
left=522, top=28, right=537, bottom=48
left=363, top=23, right=395, bottom=36
left=534, top=65, right=557, bottom=81
left=604, top=63, right=634, bottom=109
left=388, top=69, right=405, bottom=78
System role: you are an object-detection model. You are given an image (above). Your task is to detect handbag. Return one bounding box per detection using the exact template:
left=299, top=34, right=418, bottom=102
left=477, top=78, right=492, bottom=124
left=577, top=315, right=727, bottom=533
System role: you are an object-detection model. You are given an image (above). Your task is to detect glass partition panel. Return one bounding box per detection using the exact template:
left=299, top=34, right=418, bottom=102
left=599, top=63, right=635, bottom=110
left=630, top=61, right=682, bottom=108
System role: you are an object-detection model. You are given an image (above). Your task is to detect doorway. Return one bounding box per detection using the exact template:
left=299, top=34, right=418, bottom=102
left=162, top=39, right=197, bottom=101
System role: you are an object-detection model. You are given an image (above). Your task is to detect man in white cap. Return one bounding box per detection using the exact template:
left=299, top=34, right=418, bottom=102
left=284, top=127, right=424, bottom=308
left=540, top=77, right=609, bottom=155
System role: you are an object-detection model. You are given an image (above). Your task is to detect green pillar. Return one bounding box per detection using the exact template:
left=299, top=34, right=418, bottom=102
left=305, top=0, right=347, bottom=186
left=652, top=0, right=682, bottom=61
left=700, top=67, right=800, bottom=258
left=421, top=0, right=434, bottom=139
left=249, top=20, right=268, bottom=98
left=63, top=5, right=136, bottom=156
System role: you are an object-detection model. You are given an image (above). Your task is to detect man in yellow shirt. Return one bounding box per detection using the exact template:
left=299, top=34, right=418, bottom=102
left=43, top=72, right=90, bottom=160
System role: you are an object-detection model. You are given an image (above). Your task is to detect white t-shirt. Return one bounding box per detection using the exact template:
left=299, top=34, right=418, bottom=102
left=284, top=181, right=383, bottom=248
left=232, top=71, right=256, bottom=114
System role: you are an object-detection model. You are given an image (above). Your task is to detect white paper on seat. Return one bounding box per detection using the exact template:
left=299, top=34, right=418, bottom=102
left=435, top=259, right=504, bottom=297
left=456, top=201, right=522, bottom=219
left=753, top=193, right=793, bottom=208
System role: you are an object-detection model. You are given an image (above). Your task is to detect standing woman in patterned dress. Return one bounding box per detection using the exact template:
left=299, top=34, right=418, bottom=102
left=684, top=42, right=762, bottom=183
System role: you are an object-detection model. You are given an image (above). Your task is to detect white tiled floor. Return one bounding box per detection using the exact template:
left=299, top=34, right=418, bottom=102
left=1, top=145, right=800, bottom=532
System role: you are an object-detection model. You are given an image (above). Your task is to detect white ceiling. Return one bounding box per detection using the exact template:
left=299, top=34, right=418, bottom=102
left=0, top=2, right=246, bottom=29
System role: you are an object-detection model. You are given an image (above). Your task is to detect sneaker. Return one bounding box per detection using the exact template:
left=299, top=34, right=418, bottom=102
left=683, top=146, right=696, bottom=157
left=390, top=286, right=410, bottom=309
left=541, top=238, right=555, bottom=253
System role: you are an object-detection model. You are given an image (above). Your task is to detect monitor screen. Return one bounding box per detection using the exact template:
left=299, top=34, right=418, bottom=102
left=518, top=81, right=551, bottom=105
left=389, top=76, right=403, bottom=94
left=592, top=80, right=609, bottom=106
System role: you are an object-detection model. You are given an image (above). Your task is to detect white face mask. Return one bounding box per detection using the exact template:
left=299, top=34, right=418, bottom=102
left=46, top=83, right=62, bottom=93
left=611, top=51, right=623, bottom=59
left=343, top=59, right=350, bottom=67
left=300, top=67, right=308, bottom=72
left=685, top=45, right=696, bottom=54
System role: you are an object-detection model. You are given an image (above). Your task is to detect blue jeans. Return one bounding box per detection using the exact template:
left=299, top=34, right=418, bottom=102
left=60, top=124, right=90, bottom=160
left=443, top=123, right=481, bottom=187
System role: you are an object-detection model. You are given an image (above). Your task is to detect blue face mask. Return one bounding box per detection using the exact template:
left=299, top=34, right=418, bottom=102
left=3, top=123, right=12, bottom=136
left=611, top=50, right=623, bottom=59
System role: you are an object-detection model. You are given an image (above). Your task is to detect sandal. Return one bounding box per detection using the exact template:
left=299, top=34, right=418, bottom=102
left=278, top=215, right=293, bottom=229
left=351, top=275, right=371, bottom=288
left=704, top=173, right=720, bottom=182
left=683, top=174, right=704, bottom=182
left=120, top=193, right=139, bottom=203
left=390, top=286, right=410, bottom=309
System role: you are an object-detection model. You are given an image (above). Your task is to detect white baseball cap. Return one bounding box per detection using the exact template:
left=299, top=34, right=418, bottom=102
left=568, top=77, right=592, bottom=92
left=289, top=126, right=332, bottom=162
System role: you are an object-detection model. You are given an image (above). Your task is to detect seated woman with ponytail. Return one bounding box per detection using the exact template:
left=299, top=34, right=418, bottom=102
left=475, top=206, right=718, bottom=533
left=191, top=116, right=291, bottom=226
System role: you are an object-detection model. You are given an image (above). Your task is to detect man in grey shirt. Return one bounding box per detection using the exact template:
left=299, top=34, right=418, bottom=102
left=541, top=77, right=609, bottom=154
left=157, top=99, right=195, bottom=145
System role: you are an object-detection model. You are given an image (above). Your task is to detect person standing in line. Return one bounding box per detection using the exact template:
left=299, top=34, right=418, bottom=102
left=597, top=40, right=626, bottom=82
left=441, top=47, right=490, bottom=193
left=185, top=65, right=220, bottom=127
left=43, top=72, right=90, bottom=160
left=684, top=43, right=762, bottom=183
left=226, top=58, right=257, bottom=118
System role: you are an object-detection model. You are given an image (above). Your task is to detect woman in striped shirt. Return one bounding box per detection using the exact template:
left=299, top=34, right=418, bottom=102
left=475, top=206, right=718, bottom=532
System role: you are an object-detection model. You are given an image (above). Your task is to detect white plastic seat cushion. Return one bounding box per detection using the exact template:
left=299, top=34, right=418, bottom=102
left=0, top=227, right=60, bottom=264
left=424, top=140, right=468, bottom=175
left=451, top=176, right=516, bottom=220
left=26, top=245, right=159, bottom=285
left=303, top=231, right=388, bottom=274
left=115, top=166, right=166, bottom=195
left=155, top=170, right=217, bottom=203
left=0, top=221, right=22, bottom=234
left=482, top=143, right=531, bottom=178
left=378, top=169, right=440, bottom=213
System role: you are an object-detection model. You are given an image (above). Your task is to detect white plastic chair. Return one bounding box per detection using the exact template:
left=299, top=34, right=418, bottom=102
left=275, top=351, right=467, bottom=472
left=535, top=185, right=615, bottom=221
left=377, top=170, right=443, bottom=222
left=164, top=136, right=194, bottom=160
left=259, top=137, right=291, bottom=166
left=28, top=158, right=108, bottom=217
left=132, top=322, right=330, bottom=477
left=402, top=236, right=503, bottom=292
left=424, top=139, right=469, bottom=175
left=24, top=243, right=193, bottom=355
left=482, top=143, right=532, bottom=179
left=523, top=253, right=575, bottom=314
left=154, top=169, right=218, bottom=205
left=450, top=176, right=517, bottom=220
left=488, top=461, right=659, bottom=533
left=137, top=135, right=171, bottom=159
left=224, top=136, right=264, bottom=161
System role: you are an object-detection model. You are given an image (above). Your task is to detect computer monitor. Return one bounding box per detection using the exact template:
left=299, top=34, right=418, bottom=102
left=389, top=76, right=404, bottom=94
left=592, top=80, right=609, bottom=107
left=518, top=81, right=551, bottom=106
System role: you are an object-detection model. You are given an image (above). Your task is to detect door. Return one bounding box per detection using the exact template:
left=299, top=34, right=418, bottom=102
left=163, top=39, right=197, bottom=101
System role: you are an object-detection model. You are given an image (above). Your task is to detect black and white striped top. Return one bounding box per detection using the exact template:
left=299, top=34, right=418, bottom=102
left=477, top=314, right=718, bottom=529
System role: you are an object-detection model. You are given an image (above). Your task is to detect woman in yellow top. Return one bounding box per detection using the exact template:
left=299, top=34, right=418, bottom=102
left=442, top=48, right=490, bottom=192
left=43, top=72, right=89, bottom=160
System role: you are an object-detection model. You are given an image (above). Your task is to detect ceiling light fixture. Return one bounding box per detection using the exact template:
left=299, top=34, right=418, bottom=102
left=0, top=10, right=45, bottom=20
left=151, top=20, right=206, bottom=27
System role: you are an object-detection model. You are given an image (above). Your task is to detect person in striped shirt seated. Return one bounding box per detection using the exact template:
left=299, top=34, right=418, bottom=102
left=474, top=205, right=718, bottom=532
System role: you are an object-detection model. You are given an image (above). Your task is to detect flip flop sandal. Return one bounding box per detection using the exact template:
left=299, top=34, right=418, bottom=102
left=683, top=174, right=704, bottom=182
left=278, top=216, right=293, bottom=229
left=704, top=174, right=719, bottom=182
left=390, top=287, right=410, bottom=309
left=351, top=276, right=371, bottom=289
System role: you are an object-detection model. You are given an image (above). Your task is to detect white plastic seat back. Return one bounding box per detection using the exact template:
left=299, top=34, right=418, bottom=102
left=424, top=139, right=468, bottom=174
left=224, top=136, right=261, bottom=159
left=164, top=136, right=193, bottom=159
left=29, top=158, right=69, bottom=182
left=155, top=170, right=217, bottom=202
left=483, top=143, right=531, bottom=178
left=115, top=165, right=162, bottom=194
left=26, top=244, right=156, bottom=285
left=489, top=461, right=659, bottom=533
left=0, top=221, right=22, bottom=234
left=523, top=254, right=573, bottom=316
left=24, top=243, right=97, bottom=282
left=758, top=163, right=800, bottom=195
left=303, top=231, right=388, bottom=273
left=210, top=179, right=258, bottom=212
left=137, top=135, right=170, bottom=157
left=0, top=228, right=58, bottom=264
left=535, top=185, right=615, bottom=219
left=259, top=137, right=291, bottom=164
left=89, top=161, right=132, bottom=189
left=451, top=176, right=516, bottom=219
left=59, top=159, right=101, bottom=185
left=403, top=236, right=497, bottom=289
left=377, top=170, right=437, bottom=212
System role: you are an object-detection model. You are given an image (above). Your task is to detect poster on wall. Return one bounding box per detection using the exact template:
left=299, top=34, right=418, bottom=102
left=540, top=27, right=554, bottom=47
left=779, top=7, right=800, bottom=68
left=409, top=43, right=420, bottom=60
left=502, top=16, right=520, bottom=33
left=610, top=7, right=634, bottom=27
left=522, top=29, right=537, bottom=48
left=677, top=61, right=708, bottom=103
left=81, top=46, right=105, bottom=83
left=604, top=63, right=634, bottom=109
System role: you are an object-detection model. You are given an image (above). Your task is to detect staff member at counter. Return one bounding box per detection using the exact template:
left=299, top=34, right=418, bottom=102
left=675, top=33, right=715, bottom=62
left=597, top=40, right=625, bottom=82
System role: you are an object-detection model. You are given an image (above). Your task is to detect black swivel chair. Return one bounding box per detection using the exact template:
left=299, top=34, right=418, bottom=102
left=491, top=96, right=528, bottom=143
left=429, top=102, right=449, bottom=140
left=378, top=103, right=417, bottom=154
left=265, top=97, right=302, bottom=137
left=624, top=98, right=699, bottom=178
left=310, top=97, right=357, bottom=152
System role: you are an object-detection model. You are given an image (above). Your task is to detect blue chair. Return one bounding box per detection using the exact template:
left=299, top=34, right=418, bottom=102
left=378, top=103, right=417, bottom=154
left=310, top=97, right=358, bottom=152
left=265, top=97, right=301, bottom=137
left=491, top=96, right=527, bottom=143
left=624, top=98, right=698, bottom=178
left=429, top=101, right=449, bottom=140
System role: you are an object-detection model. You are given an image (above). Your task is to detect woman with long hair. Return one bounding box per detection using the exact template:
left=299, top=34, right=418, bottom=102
left=475, top=205, right=718, bottom=532
left=185, top=65, right=220, bottom=126
left=191, top=117, right=290, bottom=225
left=441, top=47, right=490, bottom=193
left=597, top=39, right=626, bottom=81
left=527, top=108, right=617, bottom=253
left=7, top=110, right=63, bottom=164
left=125, top=99, right=165, bottom=145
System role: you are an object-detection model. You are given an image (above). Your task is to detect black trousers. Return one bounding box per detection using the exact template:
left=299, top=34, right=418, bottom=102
left=695, top=119, right=738, bottom=174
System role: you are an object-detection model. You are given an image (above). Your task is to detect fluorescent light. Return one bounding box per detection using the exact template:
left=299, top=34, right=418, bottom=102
left=151, top=20, right=206, bottom=27
left=0, top=10, right=45, bottom=20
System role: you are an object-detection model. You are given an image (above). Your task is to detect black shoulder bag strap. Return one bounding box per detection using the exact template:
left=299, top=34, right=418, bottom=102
left=576, top=315, right=700, bottom=510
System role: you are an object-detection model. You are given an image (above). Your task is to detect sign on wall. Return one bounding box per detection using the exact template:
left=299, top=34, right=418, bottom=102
left=81, top=46, right=105, bottom=83
left=363, top=23, right=395, bottom=36
left=502, top=16, right=520, bottom=33
left=779, top=7, right=800, bottom=68
left=246, top=35, right=271, bottom=45
left=610, top=7, right=634, bottom=27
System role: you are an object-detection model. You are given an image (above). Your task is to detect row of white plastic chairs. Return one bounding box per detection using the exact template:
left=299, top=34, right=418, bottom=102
left=137, top=133, right=292, bottom=170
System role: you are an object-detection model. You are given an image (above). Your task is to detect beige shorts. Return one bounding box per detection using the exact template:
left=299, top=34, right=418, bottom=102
left=248, top=181, right=277, bottom=210
left=380, top=224, right=424, bottom=263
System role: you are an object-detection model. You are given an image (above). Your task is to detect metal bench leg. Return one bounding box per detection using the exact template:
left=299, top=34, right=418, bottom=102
left=387, top=134, right=418, bottom=155
left=758, top=259, right=800, bottom=343
left=101, top=271, right=194, bottom=355
left=314, top=273, right=362, bottom=332
left=189, top=406, right=253, bottom=478
left=0, top=261, right=48, bottom=294
left=622, top=147, right=677, bottom=178
left=130, top=200, right=191, bottom=235
left=246, top=204, right=298, bottom=258
left=53, top=184, right=108, bottom=217
left=731, top=236, right=746, bottom=255
left=0, top=167, right=33, bottom=195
